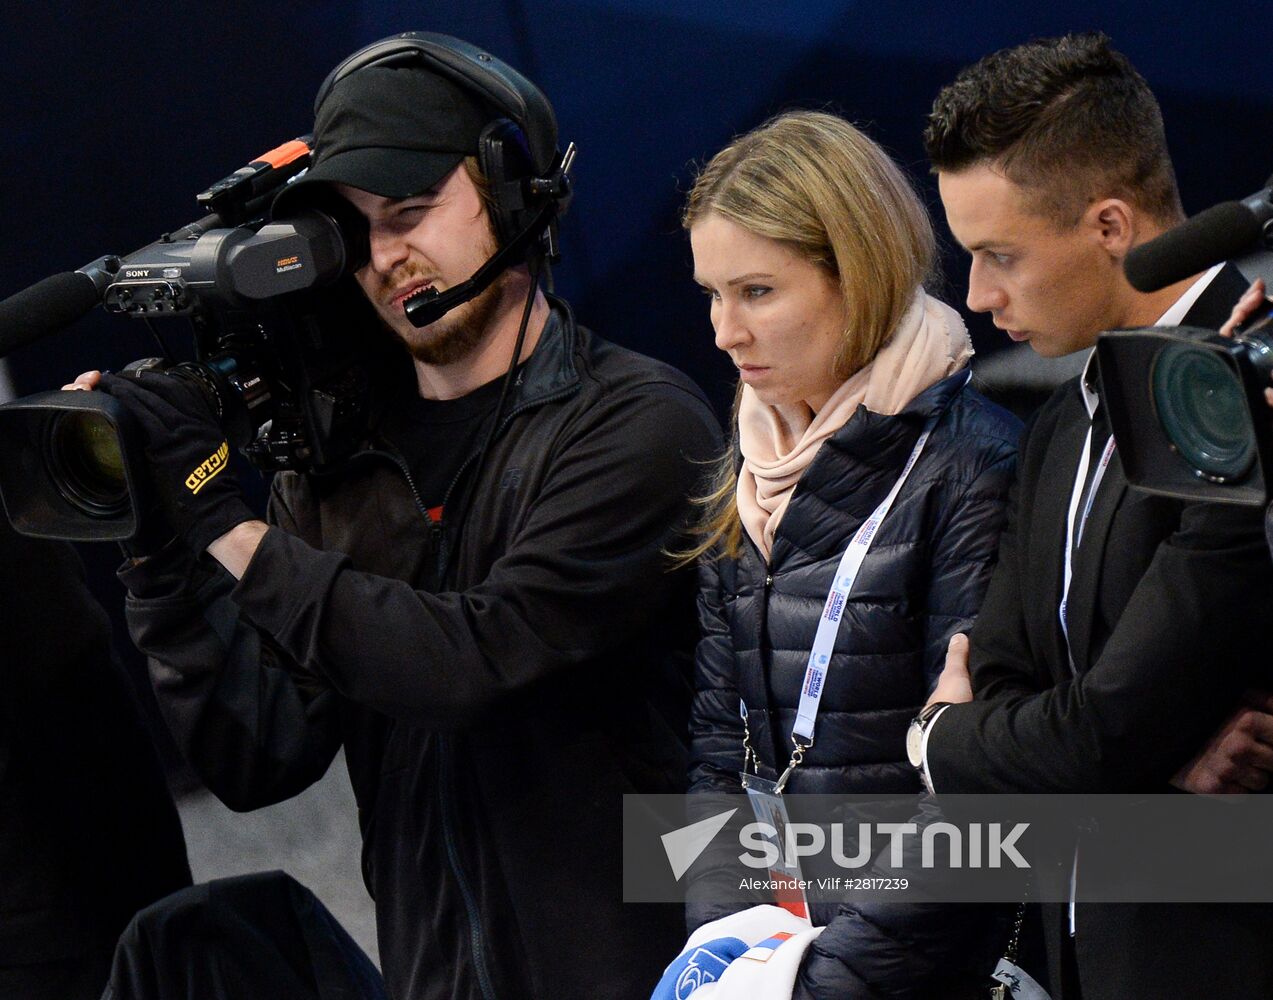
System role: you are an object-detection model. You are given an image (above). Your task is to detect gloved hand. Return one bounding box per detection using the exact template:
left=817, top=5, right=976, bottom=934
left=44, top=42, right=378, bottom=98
left=98, top=372, right=256, bottom=555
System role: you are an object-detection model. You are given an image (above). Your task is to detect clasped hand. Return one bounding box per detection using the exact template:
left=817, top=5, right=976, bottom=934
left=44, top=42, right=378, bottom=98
left=926, top=633, right=973, bottom=709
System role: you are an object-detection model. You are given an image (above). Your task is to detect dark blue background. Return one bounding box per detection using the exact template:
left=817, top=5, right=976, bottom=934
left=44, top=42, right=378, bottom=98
left=5, top=1, right=1272, bottom=417
left=4, top=2, right=1270, bottom=763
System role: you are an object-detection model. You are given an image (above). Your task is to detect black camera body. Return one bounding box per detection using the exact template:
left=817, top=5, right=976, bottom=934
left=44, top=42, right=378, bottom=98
left=0, top=140, right=376, bottom=541
left=1098, top=314, right=1273, bottom=507
left=1105, top=173, right=1273, bottom=508
left=99, top=196, right=372, bottom=474
left=100, top=212, right=353, bottom=317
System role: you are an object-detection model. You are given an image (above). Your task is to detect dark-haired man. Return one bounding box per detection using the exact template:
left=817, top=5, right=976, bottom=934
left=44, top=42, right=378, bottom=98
left=911, top=32, right=1273, bottom=999
left=74, top=33, right=720, bottom=1000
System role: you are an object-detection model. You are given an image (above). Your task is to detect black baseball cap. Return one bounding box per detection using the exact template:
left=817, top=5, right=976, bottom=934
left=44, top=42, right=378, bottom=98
left=276, top=61, right=492, bottom=212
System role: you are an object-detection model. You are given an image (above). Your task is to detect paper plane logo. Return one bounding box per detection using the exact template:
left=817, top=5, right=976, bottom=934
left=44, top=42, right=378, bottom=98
left=660, top=808, right=738, bottom=881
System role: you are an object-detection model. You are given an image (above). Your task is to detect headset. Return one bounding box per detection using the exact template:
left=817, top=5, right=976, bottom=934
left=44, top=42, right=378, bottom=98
left=311, top=32, right=577, bottom=576
left=313, top=32, right=575, bottom=327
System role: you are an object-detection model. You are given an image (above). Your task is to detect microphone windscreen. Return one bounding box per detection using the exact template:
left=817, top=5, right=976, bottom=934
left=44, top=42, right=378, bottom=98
left=404, top=287, right=454, bottom=329
left=1124, top=201, right=1262, bottom=292
left=0, top=271, right=101, bottom=357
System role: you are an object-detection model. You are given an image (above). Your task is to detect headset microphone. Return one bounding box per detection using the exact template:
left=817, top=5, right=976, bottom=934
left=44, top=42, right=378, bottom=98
left=404, top=143, right=574, bottom=328
left=404, top=206, right=547, bottom=327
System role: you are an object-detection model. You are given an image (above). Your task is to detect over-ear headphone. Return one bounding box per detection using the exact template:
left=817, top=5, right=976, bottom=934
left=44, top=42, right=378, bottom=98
left=314, top=31, right=573, bottom=253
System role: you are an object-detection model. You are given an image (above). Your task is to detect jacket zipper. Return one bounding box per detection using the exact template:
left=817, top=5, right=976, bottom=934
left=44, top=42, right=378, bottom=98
left=358, top=380, right=578, bottom=999
left=424, top=389, right=576, bottom=1000
left=747, top=526, right=781, bottom=774
left=359, top=445, right=500, bottom=999
left=357, top=377, right=577, bottom=531
left=438, top=737, right=499, bottom=1000
left=432, top=384, right=576, bottom=580
left=361, top=447, right=430, bottom=519
left=434, top=451, right=480, bottom=584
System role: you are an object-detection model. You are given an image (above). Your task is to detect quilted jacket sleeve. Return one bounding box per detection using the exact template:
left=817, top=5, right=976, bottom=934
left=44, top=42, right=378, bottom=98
left=918, top=418, right=1019, bottom=692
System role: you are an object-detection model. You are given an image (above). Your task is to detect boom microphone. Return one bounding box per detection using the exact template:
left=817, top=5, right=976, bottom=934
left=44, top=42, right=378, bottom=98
left=404, top=202, right=556, bottom=328
left=0, top=269, right=107, bottom=358
left=1124, top=182, right=1273, bottom=293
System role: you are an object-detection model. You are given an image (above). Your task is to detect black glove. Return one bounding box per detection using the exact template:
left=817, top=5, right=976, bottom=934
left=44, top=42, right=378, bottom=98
left=98, top=372, right=256, bottom=555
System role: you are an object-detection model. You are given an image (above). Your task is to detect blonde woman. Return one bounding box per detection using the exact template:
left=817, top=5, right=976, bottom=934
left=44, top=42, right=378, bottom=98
left=674, top=112, right=1020, bottom=997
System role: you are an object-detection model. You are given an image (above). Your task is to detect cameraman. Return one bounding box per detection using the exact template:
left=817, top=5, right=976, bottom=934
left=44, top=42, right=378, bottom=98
left=68, top=34, right=719, bottom=1000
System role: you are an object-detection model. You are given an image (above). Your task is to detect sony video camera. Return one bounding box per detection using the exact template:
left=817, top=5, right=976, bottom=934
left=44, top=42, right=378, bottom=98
left=0, top=138, right=374, bottom=541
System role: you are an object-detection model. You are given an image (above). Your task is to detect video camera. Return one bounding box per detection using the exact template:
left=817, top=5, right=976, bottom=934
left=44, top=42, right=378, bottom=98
left=1098, top=177, right=1273, bottom=506
left=0, top=138, right=376, bottom=542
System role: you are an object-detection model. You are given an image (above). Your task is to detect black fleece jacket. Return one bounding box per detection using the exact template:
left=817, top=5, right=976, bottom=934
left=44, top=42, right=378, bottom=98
left=122, top=300, right=721, bottom=1000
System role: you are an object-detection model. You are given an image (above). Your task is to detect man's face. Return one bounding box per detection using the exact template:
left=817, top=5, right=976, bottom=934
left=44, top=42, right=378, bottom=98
left=336, top=164, right=507, bottom=366
left=938, top=163, right=1130, bottom=358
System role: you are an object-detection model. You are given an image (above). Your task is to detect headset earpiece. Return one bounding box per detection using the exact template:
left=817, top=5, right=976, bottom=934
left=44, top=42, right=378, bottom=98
left=477, top=118, right=534, bottom=248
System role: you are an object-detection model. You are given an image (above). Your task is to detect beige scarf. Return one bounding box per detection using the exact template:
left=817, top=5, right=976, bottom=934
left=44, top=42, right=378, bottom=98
left=737, top=289, right=972, bottom=560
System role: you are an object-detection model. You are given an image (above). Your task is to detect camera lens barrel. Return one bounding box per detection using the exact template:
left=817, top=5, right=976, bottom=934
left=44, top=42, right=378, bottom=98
left=46, top=409, right=130, bottom=516
left=20, top=355, right=274, bottom=534
left=1150, top=332, right=1273, bottom=483
left=170, top=355, right=273, bottom=450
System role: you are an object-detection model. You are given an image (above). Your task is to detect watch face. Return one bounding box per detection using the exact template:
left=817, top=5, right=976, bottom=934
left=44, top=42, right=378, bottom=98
left=906, top=719, right=924, bottom=768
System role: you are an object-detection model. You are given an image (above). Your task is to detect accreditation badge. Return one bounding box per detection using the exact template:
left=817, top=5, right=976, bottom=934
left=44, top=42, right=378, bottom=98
left=739, top=771, right=810, bottom=919
left=991, top=958, right=1051, bottom=999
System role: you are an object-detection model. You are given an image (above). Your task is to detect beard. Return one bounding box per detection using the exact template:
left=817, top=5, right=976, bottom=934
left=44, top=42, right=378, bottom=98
left=397, top=267, right=512, bottom=365
left=360, top=221, right=516, bottom=367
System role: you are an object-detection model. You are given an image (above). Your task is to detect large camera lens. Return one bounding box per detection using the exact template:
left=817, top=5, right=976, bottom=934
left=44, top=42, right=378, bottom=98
left=46, top=410, right=129, bottom=516
left=1151, top=343, right=1254, bottom=482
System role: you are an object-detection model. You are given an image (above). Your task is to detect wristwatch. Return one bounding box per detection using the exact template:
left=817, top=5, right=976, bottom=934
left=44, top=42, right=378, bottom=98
left=906, top=701, right=950, bottom=769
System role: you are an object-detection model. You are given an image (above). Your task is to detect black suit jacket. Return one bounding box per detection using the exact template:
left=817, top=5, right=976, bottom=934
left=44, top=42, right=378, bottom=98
left=927, top=265, right=1273, bottom=998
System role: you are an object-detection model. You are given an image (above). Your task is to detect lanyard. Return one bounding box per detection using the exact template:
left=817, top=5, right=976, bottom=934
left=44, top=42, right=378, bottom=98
left=1059, top=427, right=1116, bottom=672
left=738, top=372, right=969, bottom=792
left=756, top=407, right=944, bottom=791
left=792, top=411, right=940, bottom=742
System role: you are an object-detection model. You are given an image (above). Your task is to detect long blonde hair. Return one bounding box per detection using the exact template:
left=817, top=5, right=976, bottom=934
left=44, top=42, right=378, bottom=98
left=681, top=111, right=936, bottom=561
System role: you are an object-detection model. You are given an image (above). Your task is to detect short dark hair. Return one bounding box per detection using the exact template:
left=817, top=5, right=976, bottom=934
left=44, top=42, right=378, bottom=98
left=924, top=32, right=1184, bottom=226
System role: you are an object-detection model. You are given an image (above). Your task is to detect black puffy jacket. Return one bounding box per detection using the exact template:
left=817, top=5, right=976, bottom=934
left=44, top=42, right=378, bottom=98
left=689, top=370, right=1020, bottom=996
